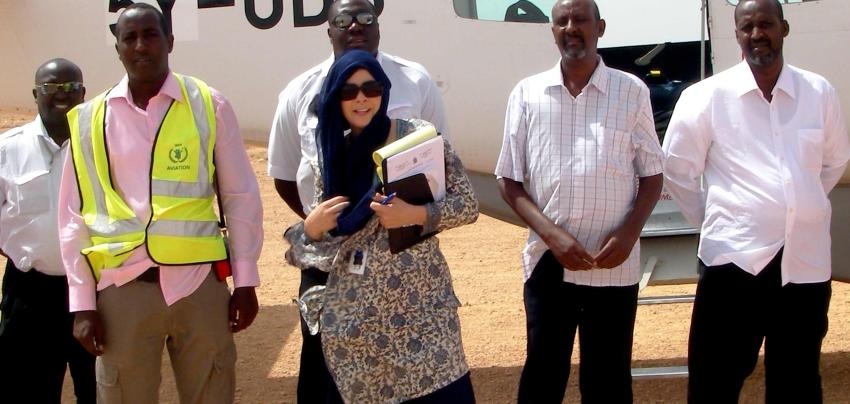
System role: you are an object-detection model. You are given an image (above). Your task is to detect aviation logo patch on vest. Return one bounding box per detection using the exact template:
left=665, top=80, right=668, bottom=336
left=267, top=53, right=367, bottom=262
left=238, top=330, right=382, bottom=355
left=168, top=144, right=190, bottom=170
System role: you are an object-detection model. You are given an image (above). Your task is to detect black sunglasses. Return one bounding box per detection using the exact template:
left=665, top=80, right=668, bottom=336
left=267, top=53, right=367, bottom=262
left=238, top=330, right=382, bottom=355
left=339, top=80, right=384, bottom=101
left=331, top=12, right=376, bottom=30
left=34, top=82, right=84, bottom=95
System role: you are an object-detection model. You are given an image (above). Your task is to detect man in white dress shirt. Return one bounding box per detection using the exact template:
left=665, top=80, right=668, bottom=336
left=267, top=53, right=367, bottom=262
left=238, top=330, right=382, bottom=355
left=663, top=0, right=850, bottom=402
left=0, top=58, right=95, bottom=403
left=495, top=0, right=663, bottom=402
left=266, top=0, right=449, bottom=401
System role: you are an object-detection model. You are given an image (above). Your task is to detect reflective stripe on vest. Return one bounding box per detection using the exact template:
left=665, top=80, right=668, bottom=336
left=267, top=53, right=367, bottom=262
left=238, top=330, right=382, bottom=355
left=69, top=73, right=226, bottom=281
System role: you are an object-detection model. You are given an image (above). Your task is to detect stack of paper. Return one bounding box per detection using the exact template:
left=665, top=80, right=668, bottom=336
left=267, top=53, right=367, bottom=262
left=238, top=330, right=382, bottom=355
left=372, top=125, right=445, bottom=200
left=372, top=124, right=446, bottom=253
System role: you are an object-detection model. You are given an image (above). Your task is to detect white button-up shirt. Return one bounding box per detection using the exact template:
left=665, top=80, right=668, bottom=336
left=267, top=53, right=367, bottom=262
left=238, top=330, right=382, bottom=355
left=0, top=117, right=66, bottom=276
left=663, top=62, right=850, bottom=284
left=496, top=59, right=664, bottom=286
left=267, top=52, right=449, bottom=215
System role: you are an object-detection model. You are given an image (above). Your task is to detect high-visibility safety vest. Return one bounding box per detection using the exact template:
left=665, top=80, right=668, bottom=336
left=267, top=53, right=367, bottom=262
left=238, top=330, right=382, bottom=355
left=67, top=73, right=226, bottom=281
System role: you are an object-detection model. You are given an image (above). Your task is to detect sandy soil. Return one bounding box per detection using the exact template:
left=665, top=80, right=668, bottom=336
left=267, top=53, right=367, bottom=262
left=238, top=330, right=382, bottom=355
left=1, top=107, right=848, bottom=403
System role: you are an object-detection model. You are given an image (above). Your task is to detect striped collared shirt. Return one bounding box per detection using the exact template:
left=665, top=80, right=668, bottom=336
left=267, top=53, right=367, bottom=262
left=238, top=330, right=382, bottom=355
left=496, top=58, right=663, bottom=286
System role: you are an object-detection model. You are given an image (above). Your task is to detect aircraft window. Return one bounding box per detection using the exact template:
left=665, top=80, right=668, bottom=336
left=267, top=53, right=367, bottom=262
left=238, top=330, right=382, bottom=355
left=456, top=0, right=819, bottom=23
left=725, top=0, right=817, bottom=4
left=453, top=0, right=556, bottom=23
left=452, top=0, right=712, bottom=142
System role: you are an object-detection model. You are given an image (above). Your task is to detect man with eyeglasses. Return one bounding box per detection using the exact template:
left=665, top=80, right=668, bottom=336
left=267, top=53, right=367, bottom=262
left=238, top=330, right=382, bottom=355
left=0, top=58, right=95, bottom=403
left=266, top=0, right=449, bottom=401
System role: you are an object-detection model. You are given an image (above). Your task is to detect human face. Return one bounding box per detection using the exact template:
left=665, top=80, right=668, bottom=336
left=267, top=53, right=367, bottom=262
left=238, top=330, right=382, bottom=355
left=327, top=0, right=380, bottom=57
left=341, top=69, right=382, bottom=135
left=735, top=0, right=788, bottom=68
left=33, top=61, right=85, bottom=129
left=551, top=0, right=604, bottom=63
left=115, top=8, right=173, bottom=84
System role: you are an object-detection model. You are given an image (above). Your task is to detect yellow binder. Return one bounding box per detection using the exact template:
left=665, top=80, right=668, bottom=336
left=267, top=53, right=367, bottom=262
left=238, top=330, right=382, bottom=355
left=372, top=124, right=438, bottom=183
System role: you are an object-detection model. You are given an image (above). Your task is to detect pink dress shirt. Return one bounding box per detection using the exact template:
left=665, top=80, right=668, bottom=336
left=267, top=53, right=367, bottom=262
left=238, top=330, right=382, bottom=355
left=59, top=73, right=263, bottom=312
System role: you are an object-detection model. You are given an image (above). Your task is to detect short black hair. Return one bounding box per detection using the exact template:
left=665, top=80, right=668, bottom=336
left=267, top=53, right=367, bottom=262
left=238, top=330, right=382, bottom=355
left=328, top=0, right=378, bottom=23
left=735, top=0, right=784, bottom=22
left=34, top=58, right=83, bottom=84
left=552, top=0, right=602, bottom=22
left=114, top=2, right=171, bottom=37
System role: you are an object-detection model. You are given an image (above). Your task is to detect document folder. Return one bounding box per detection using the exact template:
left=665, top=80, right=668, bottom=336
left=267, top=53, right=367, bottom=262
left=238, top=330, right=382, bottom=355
left=383, top=173, right=437, bottom=253
left=372, top=124, right=446, bottom=253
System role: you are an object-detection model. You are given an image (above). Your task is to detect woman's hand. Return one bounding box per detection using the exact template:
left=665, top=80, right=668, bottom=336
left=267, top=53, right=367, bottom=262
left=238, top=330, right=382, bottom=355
left=304, top=196, right=350, bottom=240
left=369, top=192, right=427, bottom=229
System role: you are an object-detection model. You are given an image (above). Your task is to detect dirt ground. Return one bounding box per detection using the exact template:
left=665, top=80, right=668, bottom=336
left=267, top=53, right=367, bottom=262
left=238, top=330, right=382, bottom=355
left=1, top=107, right=848, bottom=403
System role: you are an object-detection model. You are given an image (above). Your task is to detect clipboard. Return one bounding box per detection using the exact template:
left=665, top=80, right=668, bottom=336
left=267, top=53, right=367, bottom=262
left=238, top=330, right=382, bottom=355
left=383, top=173, right=437, bottom=253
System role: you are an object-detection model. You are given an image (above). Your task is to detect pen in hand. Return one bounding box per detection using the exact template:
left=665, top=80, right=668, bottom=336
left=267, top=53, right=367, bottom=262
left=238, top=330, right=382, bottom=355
left=380, top=192, right=397, bottom=205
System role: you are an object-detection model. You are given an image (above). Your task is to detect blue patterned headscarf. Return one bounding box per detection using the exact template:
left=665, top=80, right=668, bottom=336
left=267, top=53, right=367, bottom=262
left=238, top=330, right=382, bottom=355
left=317, top=50, right=392, bottom=236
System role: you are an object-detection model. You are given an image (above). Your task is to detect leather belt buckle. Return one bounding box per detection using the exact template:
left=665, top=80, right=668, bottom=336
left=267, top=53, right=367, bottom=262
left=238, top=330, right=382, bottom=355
left=136, top=267, right=160, bottom=283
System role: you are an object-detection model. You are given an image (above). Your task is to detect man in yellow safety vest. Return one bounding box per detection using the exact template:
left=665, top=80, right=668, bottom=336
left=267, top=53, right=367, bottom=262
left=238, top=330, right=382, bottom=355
left=58, top=3, right=263, bottom=403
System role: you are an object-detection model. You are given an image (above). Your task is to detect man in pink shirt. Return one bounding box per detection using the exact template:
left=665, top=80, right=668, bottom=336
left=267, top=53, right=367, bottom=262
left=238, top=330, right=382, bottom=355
left=58, top=4, right=262, bottom=403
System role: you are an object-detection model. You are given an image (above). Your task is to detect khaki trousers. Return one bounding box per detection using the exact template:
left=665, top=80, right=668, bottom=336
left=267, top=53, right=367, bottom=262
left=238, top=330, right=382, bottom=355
left=95, top=271, right=236, bottom=404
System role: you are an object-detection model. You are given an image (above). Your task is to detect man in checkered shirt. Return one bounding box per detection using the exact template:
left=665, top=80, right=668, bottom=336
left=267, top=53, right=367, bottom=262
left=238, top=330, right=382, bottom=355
left=495, top=0, right=663, bottom=402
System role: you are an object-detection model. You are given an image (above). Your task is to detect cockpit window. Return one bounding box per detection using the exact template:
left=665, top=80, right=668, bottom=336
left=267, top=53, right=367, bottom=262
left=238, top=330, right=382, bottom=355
left=725, top=0, right=816, bottom=5
left=453, top=0, right=556, bottom=23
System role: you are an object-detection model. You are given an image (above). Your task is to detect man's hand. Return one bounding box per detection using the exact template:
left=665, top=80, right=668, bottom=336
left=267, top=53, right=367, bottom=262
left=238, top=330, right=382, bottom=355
left=594, top=227, right=640, bottom=269
left=369, top=192, right=427, bottom=229
left=546, top=228, right=596, bottom=271
left=498, top=178, right=595, bottom=271
left=229, top=286, right=259, bottom=333
left=73, top=310, right=105, bottom=356
left=593, top=174, right=663, bottom=269
left=304, top=196, right=349, bottom=240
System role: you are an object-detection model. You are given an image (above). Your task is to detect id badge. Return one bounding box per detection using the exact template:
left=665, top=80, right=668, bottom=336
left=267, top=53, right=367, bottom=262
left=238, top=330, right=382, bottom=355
left=347, top=249, right=368, bottom=275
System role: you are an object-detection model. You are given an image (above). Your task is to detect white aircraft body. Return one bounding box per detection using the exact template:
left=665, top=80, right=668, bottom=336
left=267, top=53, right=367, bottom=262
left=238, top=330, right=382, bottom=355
left=1, top=0, right=848, bottom=283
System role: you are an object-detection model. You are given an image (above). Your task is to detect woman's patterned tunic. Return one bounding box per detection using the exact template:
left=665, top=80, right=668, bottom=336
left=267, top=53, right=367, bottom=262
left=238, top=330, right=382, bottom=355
left=285, top=119, right=479, bottom=403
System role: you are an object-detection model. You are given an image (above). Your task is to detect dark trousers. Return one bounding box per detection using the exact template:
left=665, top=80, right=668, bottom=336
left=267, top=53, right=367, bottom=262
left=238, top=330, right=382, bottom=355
left=518, top=251, right=639, bottom=404
left=406, top=372, right=475, bottom=404
left=296, top=268, right=343, bottom=404
left=0, top=260, right=96, bottom=404
left=296, top=268, right=476, bottom=404
left=688, top=249, right=831, bottom=404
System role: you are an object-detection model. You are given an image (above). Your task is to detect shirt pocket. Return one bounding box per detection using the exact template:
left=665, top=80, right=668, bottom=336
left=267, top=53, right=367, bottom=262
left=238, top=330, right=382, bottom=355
left=9, top=170, right=51, bottom=216
left=797, top=129, right=824, bottom=171
left=599, top=127, right=634, bottom=176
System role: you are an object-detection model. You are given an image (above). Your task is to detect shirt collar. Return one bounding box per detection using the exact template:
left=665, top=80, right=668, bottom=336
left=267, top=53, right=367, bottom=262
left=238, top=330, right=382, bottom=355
left=543, top=56, right=609, bottom=95
left=106, top=71, right=184, bottom=106
left=319, top=51, right=386, bottom=80
left=734, top=61, right=795, bottom=100
left=25, top=115, right=63, bottom=150
left=774, top=63, right=795, bottom=99
left=318, top=55, right=335, bottom=80
left=25, top=115, right=49, bottom=138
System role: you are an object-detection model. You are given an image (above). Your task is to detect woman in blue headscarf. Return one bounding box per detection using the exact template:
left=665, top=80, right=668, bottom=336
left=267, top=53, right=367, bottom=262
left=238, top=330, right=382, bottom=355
left=284, top=50, right=479, bottom=403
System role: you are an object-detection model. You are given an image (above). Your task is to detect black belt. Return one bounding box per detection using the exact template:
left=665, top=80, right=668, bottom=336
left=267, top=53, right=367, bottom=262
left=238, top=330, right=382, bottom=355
left=136, top=267, right=160, bottom=283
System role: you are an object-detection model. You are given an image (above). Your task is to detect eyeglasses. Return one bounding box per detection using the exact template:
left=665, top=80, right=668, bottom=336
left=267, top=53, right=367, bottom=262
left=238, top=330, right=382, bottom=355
left=34, top=82, right=84, bottom=95
left=339, top=80, right=384, bottom=101
left=331, top=12, right=376, bottom=30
